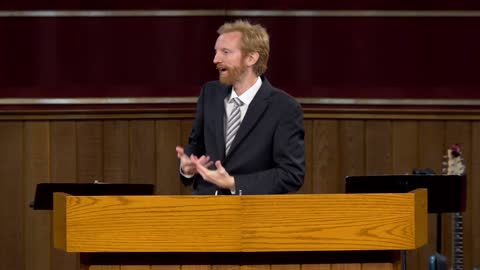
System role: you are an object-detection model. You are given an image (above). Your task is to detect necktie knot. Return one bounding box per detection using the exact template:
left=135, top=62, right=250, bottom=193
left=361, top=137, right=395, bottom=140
left=231, top=97, right=244, bottom=107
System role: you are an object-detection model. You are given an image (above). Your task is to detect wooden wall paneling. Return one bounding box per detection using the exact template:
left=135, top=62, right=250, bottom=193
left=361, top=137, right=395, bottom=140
left=50, top=121, right=77, bottom=181
left=3, top=112, right=480, bottom=270
left=179, top=120, right=194, bottom=195
left=121, top=266, right=151, bottom=270
left=471, top=122, right=480, bottom=268
left=415, top=120, right=445, bottom=270
left=339, top=120, right=365, bottom=192
left=212, top=266, right=240, bottom=270
left=155, top=120, right=182, bottom=195
left=0, top=122, right=24, bottom=270
left=50, top=121, right=79, bottom=270
left=240, top=265, right=270, bottom=270
left=89, top=266, right=120, bottom=270
left=365, top=120, right=392, bottom=175
left=298, top=119, right=313, bottom=194
left=445, top=121, right=472, bottom=269
left=311, top=120, right=340, bottom=194
left=361, top=263, right=394, bottom=270
left=362, top=263, right=395, bottom=270
left=76, top=121, right=104, bottom=183
left=129, top=120, right=155, bottom=185
left=301, top=264, right=330, bottom=270
left=270, top=265, right=300, bottom=270
left=331, top=264, right=361, bottom=270
left=24, top=121, right=51, bottom=270
left=181, top=266, right=211, bottom=270
left=418, top=121, right=445, bottom=174
left=151, top=265, right=181, bottom=270
left=392, top=121, right=418, bottom=174
left=103, top=120, right=129, bottom=183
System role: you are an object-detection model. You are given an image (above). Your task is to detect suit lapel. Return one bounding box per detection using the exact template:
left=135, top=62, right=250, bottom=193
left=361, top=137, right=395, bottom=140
left=213, top=85, right=231, bottom=161
left=226, top=79, right=272, bottom=159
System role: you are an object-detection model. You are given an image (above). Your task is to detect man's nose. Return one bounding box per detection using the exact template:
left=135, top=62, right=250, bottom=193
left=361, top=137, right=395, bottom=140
left=213, top=53, right=221, bottom=64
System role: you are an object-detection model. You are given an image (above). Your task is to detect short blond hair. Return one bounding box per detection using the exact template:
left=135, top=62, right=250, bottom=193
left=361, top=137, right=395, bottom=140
left=217, top=20, right=270, bottom=76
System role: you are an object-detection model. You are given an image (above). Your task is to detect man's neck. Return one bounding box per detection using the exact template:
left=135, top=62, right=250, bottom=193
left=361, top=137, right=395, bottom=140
left=233, top=72, right=259, bottom=96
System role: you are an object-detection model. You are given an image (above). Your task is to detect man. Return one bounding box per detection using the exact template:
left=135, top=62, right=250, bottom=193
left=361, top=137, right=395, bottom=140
left=175, top=20, right=304, bottom=195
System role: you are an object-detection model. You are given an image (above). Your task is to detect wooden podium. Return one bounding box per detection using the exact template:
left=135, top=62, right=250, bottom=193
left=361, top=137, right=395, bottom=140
left=53, top=189, right=428, bottom=270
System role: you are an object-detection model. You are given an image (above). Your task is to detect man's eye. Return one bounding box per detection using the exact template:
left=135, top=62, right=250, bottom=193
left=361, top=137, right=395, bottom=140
left=223, top=50, right=229, bottom=54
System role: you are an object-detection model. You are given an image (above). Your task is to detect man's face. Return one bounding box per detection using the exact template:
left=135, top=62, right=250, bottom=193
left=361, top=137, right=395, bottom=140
left=213, top=31, right=248, bottom=85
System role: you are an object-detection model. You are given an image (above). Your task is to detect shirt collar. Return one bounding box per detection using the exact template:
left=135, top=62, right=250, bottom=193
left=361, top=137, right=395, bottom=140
left=228, top=76, right=262, bottom=106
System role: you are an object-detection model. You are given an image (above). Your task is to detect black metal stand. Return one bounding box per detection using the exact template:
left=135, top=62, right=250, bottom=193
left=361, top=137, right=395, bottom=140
left=436, top=213, right=442, bottom=253
left=401, top=250, right=407, bottom=270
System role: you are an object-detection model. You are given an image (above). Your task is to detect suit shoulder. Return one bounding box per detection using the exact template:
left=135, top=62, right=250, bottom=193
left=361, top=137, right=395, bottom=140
left=199, top=80, right=229, bottom=97
left=202, top=80, right=224, bottom=90
left=269, top=86, right=302, bottom=110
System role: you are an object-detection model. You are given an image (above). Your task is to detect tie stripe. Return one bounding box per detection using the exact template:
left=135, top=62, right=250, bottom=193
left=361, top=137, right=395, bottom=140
left=225, top=97, right=243, bottom=154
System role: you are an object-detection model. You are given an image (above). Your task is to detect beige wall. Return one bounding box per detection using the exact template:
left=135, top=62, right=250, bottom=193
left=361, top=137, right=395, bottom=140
left=1, top=108, right=479, bottom=270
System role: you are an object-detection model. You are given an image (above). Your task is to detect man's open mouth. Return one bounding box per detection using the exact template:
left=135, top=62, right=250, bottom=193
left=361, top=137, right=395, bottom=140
left=217, top=66, right=228, bottom=75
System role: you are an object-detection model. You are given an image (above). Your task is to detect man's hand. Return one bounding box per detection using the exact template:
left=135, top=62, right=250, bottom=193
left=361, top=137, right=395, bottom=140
left=176, top=146, right=212, bottom=175
left=191, top=157, right=235, bottom=190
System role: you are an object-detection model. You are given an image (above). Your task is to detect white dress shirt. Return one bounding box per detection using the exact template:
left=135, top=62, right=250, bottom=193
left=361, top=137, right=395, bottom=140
left=224, top=76, right=262, bottom=127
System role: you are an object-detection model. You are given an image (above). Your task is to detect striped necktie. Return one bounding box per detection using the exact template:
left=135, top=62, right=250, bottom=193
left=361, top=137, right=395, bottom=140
left=225, top=97, right=244, bottom=155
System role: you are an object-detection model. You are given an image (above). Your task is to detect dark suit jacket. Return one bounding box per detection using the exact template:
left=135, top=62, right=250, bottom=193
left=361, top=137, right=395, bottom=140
left=181, top=77, right=305, bottom=195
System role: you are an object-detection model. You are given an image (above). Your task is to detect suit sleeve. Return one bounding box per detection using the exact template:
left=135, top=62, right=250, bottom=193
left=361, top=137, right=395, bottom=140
left=233, top=100, right=305, bottom=194
left=179, top=85, right=207, bottom=187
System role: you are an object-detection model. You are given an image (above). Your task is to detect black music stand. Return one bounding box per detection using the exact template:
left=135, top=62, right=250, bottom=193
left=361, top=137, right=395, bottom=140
left=345, top=175, right=466, bottom=213
left=345, top=175, right=466, bottom=256
left=30, top=183, right=155, bottom=210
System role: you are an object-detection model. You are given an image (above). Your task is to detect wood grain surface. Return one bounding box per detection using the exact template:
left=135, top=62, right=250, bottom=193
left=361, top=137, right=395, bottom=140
left=54, top=191, right=427, bottom=252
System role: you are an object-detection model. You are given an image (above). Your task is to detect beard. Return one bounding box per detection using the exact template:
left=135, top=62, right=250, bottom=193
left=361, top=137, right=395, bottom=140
left=218, top=63, right=248, bottom=85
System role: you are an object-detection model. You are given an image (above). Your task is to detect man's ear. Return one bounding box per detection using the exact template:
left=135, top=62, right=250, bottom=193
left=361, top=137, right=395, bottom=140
left=245, top=52, right=259, bottom=67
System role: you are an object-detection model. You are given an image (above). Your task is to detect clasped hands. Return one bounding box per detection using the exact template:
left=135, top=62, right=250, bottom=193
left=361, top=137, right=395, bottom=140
left=176, top=146, right=235, bottom=191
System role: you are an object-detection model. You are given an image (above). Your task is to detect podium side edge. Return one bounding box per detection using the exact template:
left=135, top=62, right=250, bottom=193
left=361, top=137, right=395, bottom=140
left=53, top=192, right=68, bottom=251
left=413, top=188, right=428, bottom=248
